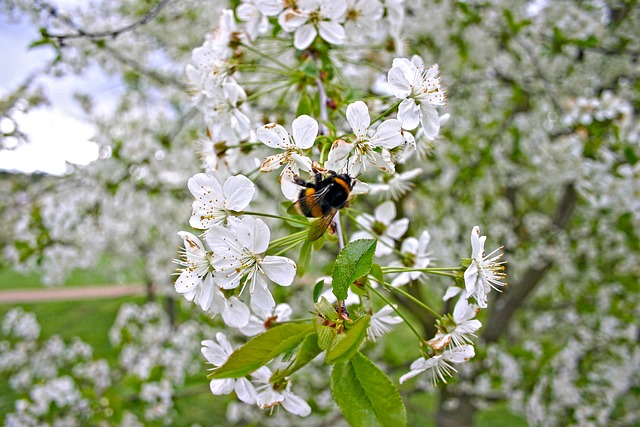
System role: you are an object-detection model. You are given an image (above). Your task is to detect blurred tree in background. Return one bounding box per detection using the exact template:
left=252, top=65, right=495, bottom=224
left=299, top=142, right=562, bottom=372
left=0, top=0, right=638, bottom=426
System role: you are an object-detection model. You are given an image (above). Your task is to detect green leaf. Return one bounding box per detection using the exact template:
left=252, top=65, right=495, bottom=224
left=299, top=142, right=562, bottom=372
left=316, top=323, right=336, bottom=350
left=208, top=323, right=314, bottom=379
left=370, top=263, right=384, bottom=286
left=297, top=240, right=312, bottom=277
left=296, top=93, right=314, bottom=117
left=331, top=352, right=407, bottom=427
left=326, top=315, right=370, bottom=364
left=314, top=297, right=338, bottom=321
left=270, top=333, right=322, bottom=383
left=332, top=239, right=377, bottom=300
left=313, top=279, right=325, bottom=303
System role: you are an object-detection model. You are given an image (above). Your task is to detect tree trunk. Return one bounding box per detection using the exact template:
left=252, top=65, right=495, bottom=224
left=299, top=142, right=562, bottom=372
left=435, top=183, right=577, bottom=425
left=437, top=386, right=475, bottom=427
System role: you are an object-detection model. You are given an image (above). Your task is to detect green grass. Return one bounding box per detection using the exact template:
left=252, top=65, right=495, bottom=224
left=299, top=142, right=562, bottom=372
left=0, top=296, right=145, bottom=362
left=0, top=255, right=145, bottom=290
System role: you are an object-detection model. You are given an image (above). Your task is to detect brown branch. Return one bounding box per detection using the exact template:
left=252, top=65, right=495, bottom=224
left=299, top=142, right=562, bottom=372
left=482, top=183, right=577, bottom=343
left=38, top=0, right=172, bottom=41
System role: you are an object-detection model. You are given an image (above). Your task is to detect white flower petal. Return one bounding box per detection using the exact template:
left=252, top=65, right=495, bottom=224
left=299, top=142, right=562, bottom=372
left=387, top=218, right=409, bottom=240
left=205, top=225, right=237, bottom=252
left=280, top=167, right=303, bottom=201
left=257, top=388, right=284, bottom=409
left=174, top=269, right=200, bottom=294
left=470, top=226, right=483, bottom=259
left=178, top=231, right=205, bottom=256
left=371, top=119, right=404, bottom=149
left=261, top=153, right=288, bottom=172
left=281, top=390, right=312, bottom=416
left=257, top=123, right=291, bottom=149
left=210, top=378, right=235, bottom=395
left=201, top=340, right=229, bottom=366
left=324, top=138, right=353, bottom=172
left=236, top=217, right=270, bottom=254
left=290, top=153, right=313, bottom=172
left=188, top=173, right=223, bottom=198
left=346, top=101, right=371, bottom=139
left=223, top=175, right=255, bottom=211
left=239, top=316, right=266, bottom=337
left=222, top=297, right=250, bottom=328
left=294, top=24, right=317, bottom=50
left=398, top=99, right=420, bottom=130
left=420, top=104, right=440, bottom=139
left=392, top=57, right=418, bottom=87
left=292, top=115, right=318, bottom=149
left=387, top=66, right=411, bottom=99
left=251, top=279, right=276, bottom=311
left=400, top=237, right=418, bottom=255
left=318, top=20, right=345, bottom=45
left=445, top=345, right=475, bottom=363
left=443, top=286, right=463, bottom=301
left=375, top=201, right=396, bottom=224
left=261, top=255, right=297, bottom=286
left=235, top=377, right=257, bottom=404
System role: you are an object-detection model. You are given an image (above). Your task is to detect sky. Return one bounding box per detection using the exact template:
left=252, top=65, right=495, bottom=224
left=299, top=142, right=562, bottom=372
left=0, top=3, right=122, bottom=176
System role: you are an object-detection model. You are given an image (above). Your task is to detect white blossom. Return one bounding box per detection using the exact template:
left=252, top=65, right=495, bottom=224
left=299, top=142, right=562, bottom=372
left=257, top=115, right=317, bottom=200
left=351, top=201, right=409, bottom=257
left=463, top=226, right=506, bottom=308
left=252, top=367, right=312, bottom=416
left=387, top=55, right=446, bottom=137
left=429, top=296, right=482, bottom=350
left=278, top=0, right=347, bottom=50
left=239, top=303, right=293, bottom=337
left=391, top=230, right=432, bottom=287
left=399, top=345, right=475, bottom=386
left=201, top=333, right=257, bottom=404
left=207, top=216, right=296, bottom=311
left=367, top=305, right=402, bottom=341
left=188, top=173, right=255, bottom=231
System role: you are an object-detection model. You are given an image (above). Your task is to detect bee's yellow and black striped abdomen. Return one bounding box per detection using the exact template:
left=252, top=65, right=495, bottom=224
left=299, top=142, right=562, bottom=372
left=298, top=187, right=324, bottom=218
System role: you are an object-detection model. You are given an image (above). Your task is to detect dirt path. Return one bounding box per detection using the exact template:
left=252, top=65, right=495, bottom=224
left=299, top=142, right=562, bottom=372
left=0, top=284, right=146, bottom=304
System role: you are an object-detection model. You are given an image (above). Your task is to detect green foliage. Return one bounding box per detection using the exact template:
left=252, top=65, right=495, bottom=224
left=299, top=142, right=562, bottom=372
left=270, top=332, right=322, bottom=383
left=297, top=240, right=312, bottom=276
left=331, top=239, right=377, bottom=300
left=312, top=279, right=325, bottom=303
left=208, top=323, right=314, bottom=379
left=325, top=315, right=370, bottom=364
left=331, top=352, right=407, bottom=427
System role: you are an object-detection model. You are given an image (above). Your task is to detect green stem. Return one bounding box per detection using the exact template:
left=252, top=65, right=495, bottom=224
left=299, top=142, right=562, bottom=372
left=382, top=282, right=443, bottom=320
left=381, top=267, right=459, bottom=278
left=237, top=63, right=292, bottom=77
left=370, top=100, right=401, bottom=125
left=273, top=239, right=305, bottom=256
left=368, top=285, right=424, bottom=344
left=269, top=230, right=308, bottom=249
left=240, top=42, right=292, bottom=71
left=275, top=318, right=314, bottom=325
left=246, top=82, right=290, bottom=101
left=243, top=211, right=309, bottom=226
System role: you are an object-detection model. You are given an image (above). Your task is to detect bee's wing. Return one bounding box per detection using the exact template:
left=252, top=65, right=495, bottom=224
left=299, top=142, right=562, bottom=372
left=308, top=209, right=338, bottom=241
left=287, top=184, right=333, bottom=216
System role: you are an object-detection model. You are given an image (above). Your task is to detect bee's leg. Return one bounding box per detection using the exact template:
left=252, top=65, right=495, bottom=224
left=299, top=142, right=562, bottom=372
left=293, top=175, right=314, bottom=188
left=314, top=171, right=323, bottom=186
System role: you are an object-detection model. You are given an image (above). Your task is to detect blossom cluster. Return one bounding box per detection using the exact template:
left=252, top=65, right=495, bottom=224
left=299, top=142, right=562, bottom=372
left=174, top=2, right=506, bottom=419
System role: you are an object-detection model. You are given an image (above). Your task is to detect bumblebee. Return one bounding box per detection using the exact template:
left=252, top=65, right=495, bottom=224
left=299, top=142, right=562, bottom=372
left=290, top=170, right=354, bottom=241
